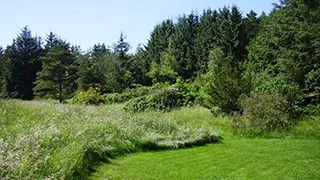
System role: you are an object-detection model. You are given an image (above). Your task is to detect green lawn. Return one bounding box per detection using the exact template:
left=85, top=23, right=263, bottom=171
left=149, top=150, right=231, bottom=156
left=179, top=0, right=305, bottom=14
left=91, top=138, right=320, bottom=180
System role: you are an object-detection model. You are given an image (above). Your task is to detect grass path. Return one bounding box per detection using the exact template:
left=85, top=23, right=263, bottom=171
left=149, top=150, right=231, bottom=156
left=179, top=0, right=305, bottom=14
left=90, top=138, right=320, bottom=179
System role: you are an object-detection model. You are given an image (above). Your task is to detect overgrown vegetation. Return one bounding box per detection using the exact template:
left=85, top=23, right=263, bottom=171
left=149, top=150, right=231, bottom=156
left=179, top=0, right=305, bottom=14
left=0, top=100, right=220, bottom=179
left=0, top=0, right=319, bottom=179
left=232, top=93, right=291, bottom=136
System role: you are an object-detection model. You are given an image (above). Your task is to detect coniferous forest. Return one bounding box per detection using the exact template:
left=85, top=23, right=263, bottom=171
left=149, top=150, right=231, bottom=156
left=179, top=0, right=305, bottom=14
left=0, top=0, right=320, bottom=179
left=1, top=0, right=320, bottom=137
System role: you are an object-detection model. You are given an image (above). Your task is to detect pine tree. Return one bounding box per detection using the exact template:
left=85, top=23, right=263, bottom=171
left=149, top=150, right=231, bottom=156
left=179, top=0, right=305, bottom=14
left=34, top=40, right=75, bottom=103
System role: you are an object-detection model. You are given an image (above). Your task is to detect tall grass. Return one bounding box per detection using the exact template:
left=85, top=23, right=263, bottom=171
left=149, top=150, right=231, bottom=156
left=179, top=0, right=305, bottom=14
left=0, top=100, right=220, bottom=179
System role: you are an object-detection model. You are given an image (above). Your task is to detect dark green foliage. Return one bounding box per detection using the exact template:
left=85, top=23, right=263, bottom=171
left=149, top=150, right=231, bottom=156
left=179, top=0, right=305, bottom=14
left=244, top=10, right=261, bottom=43
left=77, top=52, right=122, bottom=93
left=194, top=9, right=219, bottom=74
left=145, top=19, right=175, bottom=65
left=171, top=13, right=199, bottom=79
left=3, top=27, right=42, bottom=99
left=113, top=32, right=134, bottom=89
left=33, top=40, right=76, bottom=102
left=248, top=0, right=320, bottom=108
left=233, top=93, right=291, bottom=136
left=204, top=48, right=249, bottom=114
left=44, top=32, right=59, bottom=51
left=147, top=43, right=178, bottom=84
left=92, top=43, right=109, bottom=59
left=129, top=45, right=151, bottom=86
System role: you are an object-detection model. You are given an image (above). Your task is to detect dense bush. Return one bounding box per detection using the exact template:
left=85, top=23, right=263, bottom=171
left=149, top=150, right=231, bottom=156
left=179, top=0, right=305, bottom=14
left=232, top=93, right=291, bottom=135
left=124, top=81, right=203, bottom=112
left=101, top=86, right=151, bottom=104
left=70, top=87, right=101, bottom=105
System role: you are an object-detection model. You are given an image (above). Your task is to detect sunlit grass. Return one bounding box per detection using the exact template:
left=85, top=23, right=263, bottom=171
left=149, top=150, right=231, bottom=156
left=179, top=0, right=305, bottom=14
left=91, top=138, right=320, bottom=180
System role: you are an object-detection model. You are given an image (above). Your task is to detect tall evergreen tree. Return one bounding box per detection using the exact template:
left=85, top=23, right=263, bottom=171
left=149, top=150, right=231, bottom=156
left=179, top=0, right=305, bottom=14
left=130, top=44, right=151, bottom=86
left=244, top=10, right=261, bottom=43
left=216, top=6, right=247, bottom=63
left=92, top=43, right=109, bottom=59
left=34, top=40, right=75, bottom=103
left=194, top=9, right=219, bottom=74
left=171, top=12, right=199, bottom=79
left=44, top=32, right=59, bottom=51
left=145, top=19, right=175, bottom=65
left=3, top=27, right=42, bottom=99
left=113, top=32, right=133, bottom=88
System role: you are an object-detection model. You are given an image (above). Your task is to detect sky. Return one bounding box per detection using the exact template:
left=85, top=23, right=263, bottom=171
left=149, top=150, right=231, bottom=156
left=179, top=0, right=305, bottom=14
left=0, top=0, right=276, bottom=53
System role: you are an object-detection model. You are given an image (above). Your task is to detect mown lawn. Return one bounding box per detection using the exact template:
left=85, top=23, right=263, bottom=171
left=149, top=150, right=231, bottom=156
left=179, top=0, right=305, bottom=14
left=91, top=138, right=320, bottom=179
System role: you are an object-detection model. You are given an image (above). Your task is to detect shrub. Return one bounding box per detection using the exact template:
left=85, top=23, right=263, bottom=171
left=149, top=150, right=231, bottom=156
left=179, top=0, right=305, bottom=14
left=232, top=93, right=291, bottom=135
left=101, top=86, right=151, bottom=104
left=71, top=87, right=101, bottom=105
left=124, top=88, right=182, bottom=112
left=124, top=81, right=202, bottom=112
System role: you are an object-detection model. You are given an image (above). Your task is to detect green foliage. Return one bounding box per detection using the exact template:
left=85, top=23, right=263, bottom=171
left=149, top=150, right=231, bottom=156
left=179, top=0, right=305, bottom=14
left=34, top=40, right=77, bottom=103
left=147, top=47, right=178, bottom=84
left=71, top=87, right=101, bottom=105
left=77, top=53, right=122, bottom=93
left=305, top=68, right=320, bottom=99
left=171, top=13, right=199, bottom=79
left=101, top=86, right=151, bottom=104
left=124, top=81, right=202, bottom=112
left=247, top=0, right=320, bottom=108
left=145, top=19, right=175, bottom=65
left=232, top=93, right=291, bottom=136
left=3, top=27, right=42, bottom=100
left=204, top=48, right=249, bottom=114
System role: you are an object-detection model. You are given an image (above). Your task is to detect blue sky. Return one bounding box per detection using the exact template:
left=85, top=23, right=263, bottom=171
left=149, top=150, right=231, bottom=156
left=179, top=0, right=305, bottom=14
left=0, top=0, right=276, bottom=53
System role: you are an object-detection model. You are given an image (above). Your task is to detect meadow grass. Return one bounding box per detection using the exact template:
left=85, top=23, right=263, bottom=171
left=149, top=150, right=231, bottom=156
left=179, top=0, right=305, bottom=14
left=0, top=100, right=220, bottom=179
left=90, top=138, right=320, bottom=180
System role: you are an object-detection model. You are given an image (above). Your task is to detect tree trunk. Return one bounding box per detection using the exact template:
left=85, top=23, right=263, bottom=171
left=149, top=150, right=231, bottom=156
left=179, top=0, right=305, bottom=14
left=59, top=79, right=62, bottom=103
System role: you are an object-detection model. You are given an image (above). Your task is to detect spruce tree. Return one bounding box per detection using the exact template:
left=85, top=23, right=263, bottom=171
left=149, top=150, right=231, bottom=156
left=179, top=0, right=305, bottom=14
left=4, top=27, right=42, bottom=99
left=145, top=19, right=175, bottom=65
left=171, top=12, right=199, bottom=80
left=113, top=32, right=132, bottom=88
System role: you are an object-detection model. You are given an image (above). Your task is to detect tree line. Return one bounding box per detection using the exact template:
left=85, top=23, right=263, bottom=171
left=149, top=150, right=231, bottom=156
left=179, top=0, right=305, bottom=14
left=0, top=0, right=319, bottom=112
